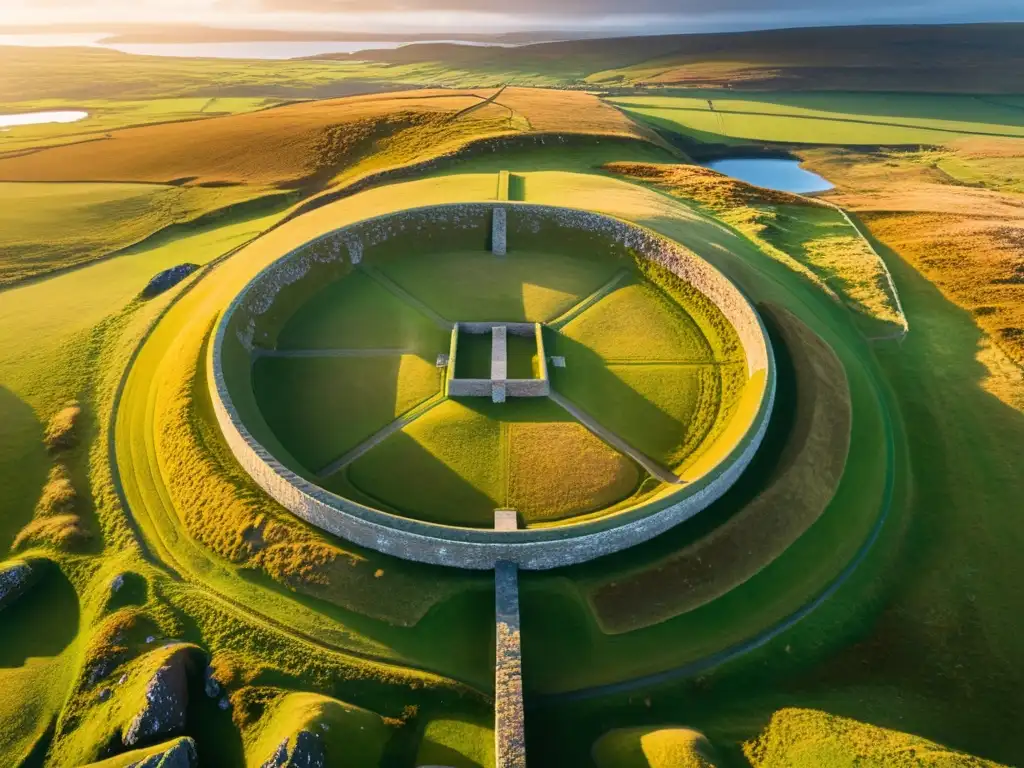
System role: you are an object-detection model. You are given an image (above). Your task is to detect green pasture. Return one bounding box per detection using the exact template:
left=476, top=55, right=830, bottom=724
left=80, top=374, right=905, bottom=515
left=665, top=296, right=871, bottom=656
left=0, top=181, right=278, bottom=287
left=253, top=353, right=442, bottom=472
left=610, top=91, right=1024, bottom=146
left=377, top=247, right=622, bottom=322
left=0, top=97, right=282, bottom=152
left=274, top=269, right=448, bottom=352
left=593, top=726, right=721, bottom=768
left=3, top=95, right=1023, bottom=768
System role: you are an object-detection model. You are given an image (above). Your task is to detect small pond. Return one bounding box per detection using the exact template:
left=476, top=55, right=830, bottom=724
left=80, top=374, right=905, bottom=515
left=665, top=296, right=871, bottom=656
left=703, top=158, right=833, bottom=194
left=0, top=110, right=88, bottom=128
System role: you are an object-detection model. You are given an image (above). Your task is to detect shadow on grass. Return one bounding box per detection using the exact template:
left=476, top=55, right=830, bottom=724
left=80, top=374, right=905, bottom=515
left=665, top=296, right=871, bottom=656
left=0, top=386, right=48, bottom=552
left=0, top=561, right=79, bottom=666
left=544, top=331, right=688, bottom=466
left=346, top=430, right=499, bottom=527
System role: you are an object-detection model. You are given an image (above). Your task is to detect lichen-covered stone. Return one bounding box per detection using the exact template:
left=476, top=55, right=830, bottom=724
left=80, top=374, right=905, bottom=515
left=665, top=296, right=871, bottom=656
left=123, top=647, right=193, bottom=748
left=0, top=560, right=33, bottom=611
left=141, top=264, right=199, bottom=299
left=261, top=730, right=325, bottom=768
left=129, top=737, right=198, bottom=768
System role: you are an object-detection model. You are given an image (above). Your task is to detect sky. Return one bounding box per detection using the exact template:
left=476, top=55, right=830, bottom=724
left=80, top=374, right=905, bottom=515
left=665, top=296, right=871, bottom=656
left=0, top=0, right=1022, bottom=34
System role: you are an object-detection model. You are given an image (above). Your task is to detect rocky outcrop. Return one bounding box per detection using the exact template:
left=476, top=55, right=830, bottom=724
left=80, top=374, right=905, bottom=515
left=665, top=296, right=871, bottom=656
left=130, top=737, right=198, bottom=768
left=0, top=560, right=34, bottom=611
left=123, top=646, right=194, bottom=748
left=141, top=264, right=199, bottom=299
left=261, top=731, right=325, bottom=768
left=85, top=737, right=198, bottom=768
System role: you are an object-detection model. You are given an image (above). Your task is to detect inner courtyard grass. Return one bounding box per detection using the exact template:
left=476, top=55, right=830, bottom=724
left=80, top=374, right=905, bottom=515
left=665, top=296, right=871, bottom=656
left=252, top=353, right=442, bottom=472
left=274, top=269, right=448, bottom=353
left=376, top=248, right=622, bottom=322
left=453, top=332, right=493, bottom=379
left=506, top=333, right=540, bottom=379
left=342, top=397, right=645, bottom=526
left=559, top=278, right=717, bottom=362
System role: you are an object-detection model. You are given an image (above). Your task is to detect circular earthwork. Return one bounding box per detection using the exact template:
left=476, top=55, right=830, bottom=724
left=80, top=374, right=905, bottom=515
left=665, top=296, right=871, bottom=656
left=210, top=203, right=775, bottom=569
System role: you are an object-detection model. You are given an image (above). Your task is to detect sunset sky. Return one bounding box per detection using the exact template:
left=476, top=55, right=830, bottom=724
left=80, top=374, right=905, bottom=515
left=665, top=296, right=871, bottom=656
left=0, top=0, right=1022, bottom=33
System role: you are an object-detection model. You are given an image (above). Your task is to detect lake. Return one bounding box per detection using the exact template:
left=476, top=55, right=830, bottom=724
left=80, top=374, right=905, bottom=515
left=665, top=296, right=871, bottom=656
left=703, top=158, right=833, bottom=194
left=0, top=111, right=88, bottom=128
left=0, top=34, right=515, bottom=60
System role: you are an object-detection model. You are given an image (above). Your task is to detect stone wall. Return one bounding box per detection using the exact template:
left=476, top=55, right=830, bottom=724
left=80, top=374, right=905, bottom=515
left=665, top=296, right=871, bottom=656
left=447, top=379, right=493, bottom=397
left=494, top=561, right=526, bottom=768
left=505, top=379, right=550, bottom=397
left=210, top=202, right=775, bottom=570
left=492, top=207, right=507, bottom=256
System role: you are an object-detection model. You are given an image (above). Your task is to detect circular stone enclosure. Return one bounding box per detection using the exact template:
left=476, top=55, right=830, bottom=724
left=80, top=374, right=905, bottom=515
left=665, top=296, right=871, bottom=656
left=210, top=203, right=775, bottom=569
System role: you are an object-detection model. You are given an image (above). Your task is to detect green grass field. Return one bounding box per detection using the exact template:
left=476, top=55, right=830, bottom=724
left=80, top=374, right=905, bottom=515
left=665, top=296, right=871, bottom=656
left=342, top=396, right=646, bottom=526
left=610, top=92, right=1024, bottom=146
left=377, top=248, right=622, bottom=322
left=0, top=181, right=279, bottom=286
left=252, top=353, right=442, bottom=472
left=274, top=269, right=449, bottom=353
left=2, top=53, right=1024, bottom=768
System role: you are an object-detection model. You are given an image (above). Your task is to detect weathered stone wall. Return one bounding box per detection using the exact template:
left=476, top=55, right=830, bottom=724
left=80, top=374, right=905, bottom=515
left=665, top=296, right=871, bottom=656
left=447, top=379, right=493, bottom=397
left=459, top=322, right=536, bottom=336
left=505, top=379, right=550, bottom=397
left=492, top=207, right=508, bottom=256
left=494, top=561, right=526, bottom=768
left=210, top=202, right=775, bottom=570
left=491, top=326, right=508, bottom=381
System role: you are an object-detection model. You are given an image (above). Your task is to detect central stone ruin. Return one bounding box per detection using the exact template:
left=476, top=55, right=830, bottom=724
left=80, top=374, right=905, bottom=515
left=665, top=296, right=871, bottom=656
left=445, top=322, right=551, bottom=403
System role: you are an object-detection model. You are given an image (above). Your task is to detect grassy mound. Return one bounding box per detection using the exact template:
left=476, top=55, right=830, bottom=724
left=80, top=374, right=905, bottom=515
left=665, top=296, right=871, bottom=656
left=416, top=717, right=494, bottom=768
left=242, top=690, right=389, bottom=768
left=343, top=399, right=504, bottom=526
left=593, top=726, right=721, bottom=768
left=744, top=709, right=1008, bottom=767
left=252, top=353, right=443, bottom=472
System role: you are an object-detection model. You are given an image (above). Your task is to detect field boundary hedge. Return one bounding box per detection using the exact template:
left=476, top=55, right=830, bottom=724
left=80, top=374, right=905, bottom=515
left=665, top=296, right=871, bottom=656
left=209, top=203, right=776, bottom=570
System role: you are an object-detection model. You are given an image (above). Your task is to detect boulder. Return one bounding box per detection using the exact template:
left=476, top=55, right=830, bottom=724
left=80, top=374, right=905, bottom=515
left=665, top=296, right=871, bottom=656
left=0, top=560, right=34, bottom=611
left=261, top=731, right=325, bottom=768
left=129, top=737, right=197, bottom=768
left=140, top=264, right=199, bottom=299
left=123, top=646, right=194, bottom=748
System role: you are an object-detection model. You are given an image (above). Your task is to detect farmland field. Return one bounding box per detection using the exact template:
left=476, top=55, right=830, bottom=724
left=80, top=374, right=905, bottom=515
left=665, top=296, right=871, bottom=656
left=610, top=92, right=1024, bottom=146
left=2, top=22, right=1023, bottom=768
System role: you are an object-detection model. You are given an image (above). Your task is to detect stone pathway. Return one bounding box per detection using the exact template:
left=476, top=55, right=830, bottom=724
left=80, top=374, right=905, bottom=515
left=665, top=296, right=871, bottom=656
left=548, top=391, right=681, bottom=484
